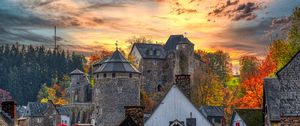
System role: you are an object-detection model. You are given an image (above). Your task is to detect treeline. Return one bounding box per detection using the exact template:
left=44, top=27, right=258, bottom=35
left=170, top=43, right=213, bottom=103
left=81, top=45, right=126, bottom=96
left=0, top=44, right=86, bottom=105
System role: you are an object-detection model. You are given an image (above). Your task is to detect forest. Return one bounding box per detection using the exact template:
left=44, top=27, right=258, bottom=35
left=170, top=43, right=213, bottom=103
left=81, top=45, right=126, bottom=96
left=0, top=45, right=85, bottom=105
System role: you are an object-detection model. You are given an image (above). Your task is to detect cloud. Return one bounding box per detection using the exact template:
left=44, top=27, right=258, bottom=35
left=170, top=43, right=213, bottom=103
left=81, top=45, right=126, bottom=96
left=208, top=1, right=264, bottom=21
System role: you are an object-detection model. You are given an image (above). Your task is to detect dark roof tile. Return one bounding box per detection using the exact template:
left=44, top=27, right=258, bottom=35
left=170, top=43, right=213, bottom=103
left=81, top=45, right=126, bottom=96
left=95, top=49, right=140, bottom=74
left=264, top=78, right=280, bottom=121
left=133, top=43, right=166, bottom=59
left=164, top=35, right=193, bottom=50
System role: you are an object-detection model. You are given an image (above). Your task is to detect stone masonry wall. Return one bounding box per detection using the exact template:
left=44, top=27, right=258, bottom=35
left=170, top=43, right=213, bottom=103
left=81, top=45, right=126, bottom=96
left=139, top=59, right=167, bottom=93
left=277, top=52, right=300, bottom=116
left=93, top=75, right=140, bottom=126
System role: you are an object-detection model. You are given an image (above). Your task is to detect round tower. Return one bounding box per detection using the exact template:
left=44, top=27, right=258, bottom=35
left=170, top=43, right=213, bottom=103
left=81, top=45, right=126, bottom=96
left=93, top=49, right=141, bottom=126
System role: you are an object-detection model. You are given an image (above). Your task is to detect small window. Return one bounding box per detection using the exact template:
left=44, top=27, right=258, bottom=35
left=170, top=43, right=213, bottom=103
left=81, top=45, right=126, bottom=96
left=112, top=73, right=116, bottom=78
left=215, top=118, right=221, bottom=123
left=76, top=82, right=79, bottom=84
left=97, top=74, right=99, bottom=78
left=103, top=73, right=106, bottom=78
left=129, top=73, right=132, bottom=78
left=147, top=70, right=151, bottom=73
left=157, top=85, right=162, bottom=92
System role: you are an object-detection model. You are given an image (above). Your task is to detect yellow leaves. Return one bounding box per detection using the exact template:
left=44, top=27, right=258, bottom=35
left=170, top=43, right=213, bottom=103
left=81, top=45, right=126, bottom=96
left=40, top=98, right=48, bottom=103
left=39, top=83, right=69, bottom=105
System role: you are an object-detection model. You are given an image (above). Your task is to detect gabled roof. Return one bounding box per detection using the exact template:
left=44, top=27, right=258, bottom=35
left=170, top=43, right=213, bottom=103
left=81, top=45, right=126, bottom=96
left=95, top=49, right=140, bottom=74
left=131, top=43, right=166, bottom=59
left=144, top=85, right=212, bottom=126
left=264, top=78, right=280, bottom=121
left=70, top=69, right=84, bottom=75
left=200, top=106, right=224, bottom=117
left=276, top=50, right=300, bottom=78
left=164, top=35, right=193, bottom=50
left=231, top=109, right=263, bottom=126
left=56, top=106, right=70, bottom=116
left=119, top=116, right=138, bottom=126
left=25, top=102, right=49, bottom=117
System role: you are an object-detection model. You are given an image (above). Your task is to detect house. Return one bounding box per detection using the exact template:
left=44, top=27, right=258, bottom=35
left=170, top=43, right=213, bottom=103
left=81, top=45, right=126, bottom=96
left=263, top=50, right=300, bottom=125
left=200, top=106, right=225, bottom=126
left=230, top=109, right=263, bottom=126
left=24, top=100, right=70, bottom=126
left=144, top=85, right=212, bottom=126
left=0, top=100, right=16, bottom=126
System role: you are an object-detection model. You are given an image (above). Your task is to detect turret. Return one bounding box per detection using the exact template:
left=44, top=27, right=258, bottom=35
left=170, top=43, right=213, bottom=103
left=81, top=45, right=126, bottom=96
left=70, top=68, right=84, bottom=87
left=69, top=69, right=91, bottom=103
left=92, top=48, right=141, bottom=126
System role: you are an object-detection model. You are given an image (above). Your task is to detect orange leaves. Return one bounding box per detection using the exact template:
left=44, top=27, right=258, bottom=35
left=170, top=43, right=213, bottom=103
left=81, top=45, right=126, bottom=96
left=236, top=53, right=277, bottom=108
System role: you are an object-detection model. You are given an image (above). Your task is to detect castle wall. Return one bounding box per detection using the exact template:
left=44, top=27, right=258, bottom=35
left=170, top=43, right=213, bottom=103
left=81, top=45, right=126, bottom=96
left=93, top=74, right=140, bottom=126
left=138, top=59, right=167, bottom=93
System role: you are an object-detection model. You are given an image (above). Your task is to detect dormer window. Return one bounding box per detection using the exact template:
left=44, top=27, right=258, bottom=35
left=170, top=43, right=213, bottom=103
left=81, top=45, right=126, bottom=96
left=148, top=49, right=153, bottom=55
left=156, top=50, right=160, bottom=56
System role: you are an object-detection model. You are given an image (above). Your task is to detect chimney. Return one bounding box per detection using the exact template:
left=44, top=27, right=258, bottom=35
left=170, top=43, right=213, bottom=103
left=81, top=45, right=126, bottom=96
left=186, top=112, right=196, bottom=126
left=124, top=106, right=144, bottom=126
left=175, top=75, right=191, bottom=98
left=1, top=100, right=17, bottom=119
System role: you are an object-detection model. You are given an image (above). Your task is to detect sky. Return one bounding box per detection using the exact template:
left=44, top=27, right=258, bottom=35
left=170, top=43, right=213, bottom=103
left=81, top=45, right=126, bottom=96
left=0, top=0, right=300, bottom=73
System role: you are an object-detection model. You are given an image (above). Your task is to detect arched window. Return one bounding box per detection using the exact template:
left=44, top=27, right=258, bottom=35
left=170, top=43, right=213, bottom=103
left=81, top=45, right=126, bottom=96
left=157, top=85, right=162, bottom=92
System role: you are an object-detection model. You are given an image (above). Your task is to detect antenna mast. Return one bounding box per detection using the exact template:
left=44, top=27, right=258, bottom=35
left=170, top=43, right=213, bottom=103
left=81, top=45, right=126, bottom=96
left=54, top=26, right=57, bottom=51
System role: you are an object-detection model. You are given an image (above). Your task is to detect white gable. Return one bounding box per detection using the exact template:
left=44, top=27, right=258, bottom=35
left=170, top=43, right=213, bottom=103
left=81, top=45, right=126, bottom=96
left=145, top=85, right=212, bottom=126
left=231, top=113, right=247, bottom=126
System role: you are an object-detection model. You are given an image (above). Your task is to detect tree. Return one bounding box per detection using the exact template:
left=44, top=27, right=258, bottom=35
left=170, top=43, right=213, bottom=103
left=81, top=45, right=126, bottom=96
left=239, top=56, right=260, bottom=82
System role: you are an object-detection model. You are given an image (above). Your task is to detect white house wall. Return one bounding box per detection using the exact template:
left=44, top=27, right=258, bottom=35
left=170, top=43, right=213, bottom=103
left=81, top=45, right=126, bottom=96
left=145, top=85, right=212, bottom=126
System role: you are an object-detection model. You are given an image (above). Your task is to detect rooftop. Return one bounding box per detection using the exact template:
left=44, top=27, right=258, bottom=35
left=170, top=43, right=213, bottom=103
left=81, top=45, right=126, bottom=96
left=95, top=49, right=140, bottom=74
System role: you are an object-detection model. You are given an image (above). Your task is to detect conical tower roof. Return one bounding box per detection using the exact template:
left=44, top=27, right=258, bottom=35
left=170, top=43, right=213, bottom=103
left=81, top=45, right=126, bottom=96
left=70, top=68, right=84, bottom=75
left=95, top=49, right=140, bottom=74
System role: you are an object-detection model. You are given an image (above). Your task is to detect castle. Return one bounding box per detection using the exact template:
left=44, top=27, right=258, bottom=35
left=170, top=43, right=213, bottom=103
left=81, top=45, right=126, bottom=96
left=68, top=34, right=205, bottom=126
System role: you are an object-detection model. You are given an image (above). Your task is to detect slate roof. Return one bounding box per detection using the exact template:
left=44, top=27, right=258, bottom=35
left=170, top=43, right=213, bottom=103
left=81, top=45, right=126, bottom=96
left=276, top=50, right=300, bottom=77
left=164, top=35, right=193, bottom=50
left=200, top=106, right=224, bottom=117
left=95, top=49, right=140, bottom=74
left=56, top=106, right=70, bottom=116
left=26, top=102, right=49, bottom=117
left=132, top=43, right=166, bottom=59
left=93, top=57, right=110, bottom=66
left=232, top=109, right=263, bottom=126
left=70, top=69, right=84, bottom=75
left=264, top=78, right=280, bottom=121
left=0, top=108, right=14, bottom=124
left=17, top=106, right=26, bottom=117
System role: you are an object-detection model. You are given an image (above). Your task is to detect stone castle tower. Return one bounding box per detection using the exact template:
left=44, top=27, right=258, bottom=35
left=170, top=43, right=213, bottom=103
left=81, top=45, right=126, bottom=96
left=130, top=35, right=202, bottom=95
left=92, top=48, right=141, bottom=126
left=69, top=69, right=92, bottom=103
left=69, top=69, right=93, bottom=124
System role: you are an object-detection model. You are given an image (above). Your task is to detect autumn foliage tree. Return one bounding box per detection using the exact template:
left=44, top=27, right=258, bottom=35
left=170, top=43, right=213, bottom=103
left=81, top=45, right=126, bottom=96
left=37, top=75, right=71, bottom=105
